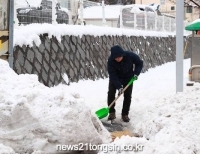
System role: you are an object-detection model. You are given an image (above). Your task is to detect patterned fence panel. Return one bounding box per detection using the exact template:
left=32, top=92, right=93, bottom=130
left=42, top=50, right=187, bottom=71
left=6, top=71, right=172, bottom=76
left=13, top=35, right=191, bottom=87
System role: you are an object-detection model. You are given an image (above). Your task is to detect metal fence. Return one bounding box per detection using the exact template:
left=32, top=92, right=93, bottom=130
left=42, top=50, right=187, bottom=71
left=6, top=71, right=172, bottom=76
left=83, top=0, right=101, bottom=8
left=59, top=0, right=100, bottom=9
left=15, top=0, right=69, bottom=25
left=120, top=5, right=176, bottom=32
left=15, top=0, right=101, bottom=26
left=14, top=0, right=189, bottom=33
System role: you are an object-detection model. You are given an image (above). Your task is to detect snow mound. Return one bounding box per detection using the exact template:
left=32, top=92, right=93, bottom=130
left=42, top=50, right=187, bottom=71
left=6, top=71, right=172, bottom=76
left=0, top=144, right=15, bottom=153
left=0, top=59, right=111, bottom=153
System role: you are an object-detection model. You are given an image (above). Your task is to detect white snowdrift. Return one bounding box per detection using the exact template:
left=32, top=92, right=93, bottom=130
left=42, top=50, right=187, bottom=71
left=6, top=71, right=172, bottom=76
left=0, top=144, right=15, bottom=153
left=0, top=59, right=111, bottom=153
left=100, top=84, right=200, bottom=153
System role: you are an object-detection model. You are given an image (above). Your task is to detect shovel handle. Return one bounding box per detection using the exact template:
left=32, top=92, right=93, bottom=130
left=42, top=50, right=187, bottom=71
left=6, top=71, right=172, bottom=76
left=108, top=77, right=137, bottom=109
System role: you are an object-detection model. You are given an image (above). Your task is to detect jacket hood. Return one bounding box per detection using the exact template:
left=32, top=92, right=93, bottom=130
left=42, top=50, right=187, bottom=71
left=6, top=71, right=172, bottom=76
left=110, top=45, right=125, bottom=59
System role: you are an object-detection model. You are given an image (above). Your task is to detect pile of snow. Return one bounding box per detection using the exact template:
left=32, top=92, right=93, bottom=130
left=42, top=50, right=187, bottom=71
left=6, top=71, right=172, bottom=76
left=101, top=82, right=200, bottom=153
left=0, top=144, right=15, bottom=153
left=0, top=59, right=111, bottom=153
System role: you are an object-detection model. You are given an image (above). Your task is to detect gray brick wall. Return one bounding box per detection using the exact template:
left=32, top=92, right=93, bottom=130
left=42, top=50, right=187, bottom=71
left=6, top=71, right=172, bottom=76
left=13, top=34, right=191, bottom=87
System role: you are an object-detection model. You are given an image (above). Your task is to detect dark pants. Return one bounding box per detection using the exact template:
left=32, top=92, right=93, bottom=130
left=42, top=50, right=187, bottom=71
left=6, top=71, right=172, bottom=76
left=107, top=81, right=133, bottom=116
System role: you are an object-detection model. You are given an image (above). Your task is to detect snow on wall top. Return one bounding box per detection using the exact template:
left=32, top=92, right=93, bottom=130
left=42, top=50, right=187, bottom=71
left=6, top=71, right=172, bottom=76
left=14, top=24, right=175, bottom=47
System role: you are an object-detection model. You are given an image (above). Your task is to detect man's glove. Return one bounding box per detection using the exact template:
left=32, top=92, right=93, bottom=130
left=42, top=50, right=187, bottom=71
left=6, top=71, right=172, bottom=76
left=134, top=75, right=138, bottom=80
left=118, top=86, right=123, bottom=96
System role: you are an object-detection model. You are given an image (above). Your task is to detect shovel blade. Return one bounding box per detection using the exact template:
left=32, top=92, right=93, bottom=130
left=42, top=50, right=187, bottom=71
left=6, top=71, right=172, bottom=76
left=95, top=107, right=109, bottom=119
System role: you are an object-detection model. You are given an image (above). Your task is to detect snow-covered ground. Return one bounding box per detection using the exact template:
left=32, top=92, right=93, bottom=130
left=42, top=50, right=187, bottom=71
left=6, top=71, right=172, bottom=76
left=1, top=57, right=200, bottom=153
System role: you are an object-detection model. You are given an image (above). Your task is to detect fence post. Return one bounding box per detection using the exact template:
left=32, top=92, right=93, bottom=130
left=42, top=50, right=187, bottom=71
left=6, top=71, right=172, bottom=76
left=162, top=15, right=165, bottom=31
left=9, top=0, right=14, bottom=69
left=155, top=12, right=157, bottom=31
left=80, top=0, right=84, bottom=25
left=14, top=1, right=18, bottom=28
left=134, top=13, right=136, bottom=29
left=52, top=0, right=57, bottom=25
left=176, top=0, right=184, bottom=92
left=120, top=6, right=123, bottom=28
left=102, top=0, right=106, bottom=26
left=144, top=11, right=147, bottom=30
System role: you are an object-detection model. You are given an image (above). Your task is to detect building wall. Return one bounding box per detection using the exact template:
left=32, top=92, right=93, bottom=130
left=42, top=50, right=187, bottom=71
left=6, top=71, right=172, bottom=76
left=135, top=0, right=176, bottom=17
left=135, top=0, right=199, bottom=22
left=135, top=0, right=160, bottom=5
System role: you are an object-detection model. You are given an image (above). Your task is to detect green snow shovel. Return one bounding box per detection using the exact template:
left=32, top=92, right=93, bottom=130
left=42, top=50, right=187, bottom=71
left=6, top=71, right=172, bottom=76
left=95, top=76, right=137, bottom=119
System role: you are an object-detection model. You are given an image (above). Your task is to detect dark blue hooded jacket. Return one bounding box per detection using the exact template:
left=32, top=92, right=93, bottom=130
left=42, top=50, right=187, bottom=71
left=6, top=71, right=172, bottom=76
left=107, top=45, right=143, bottom=90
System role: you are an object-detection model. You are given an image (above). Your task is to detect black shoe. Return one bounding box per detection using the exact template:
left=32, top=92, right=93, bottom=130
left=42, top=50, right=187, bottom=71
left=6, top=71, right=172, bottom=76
left=122, top=115, right=130, bottom=122
left=108, top=113, right=116, bottom=121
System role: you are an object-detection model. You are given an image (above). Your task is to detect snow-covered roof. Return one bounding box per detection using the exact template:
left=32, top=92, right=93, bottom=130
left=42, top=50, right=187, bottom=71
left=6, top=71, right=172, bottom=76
left=83, top=5, right=121, bottom=19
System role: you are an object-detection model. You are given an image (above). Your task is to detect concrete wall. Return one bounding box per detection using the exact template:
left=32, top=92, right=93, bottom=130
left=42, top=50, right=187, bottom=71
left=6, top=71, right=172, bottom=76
left=13, top=34, right=191, bottom=87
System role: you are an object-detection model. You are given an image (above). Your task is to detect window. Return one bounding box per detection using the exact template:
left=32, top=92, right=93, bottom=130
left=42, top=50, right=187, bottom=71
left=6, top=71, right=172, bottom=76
left=186, top=6, right=192, bottom=13
left=171, top=6, right=175, bottom=10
